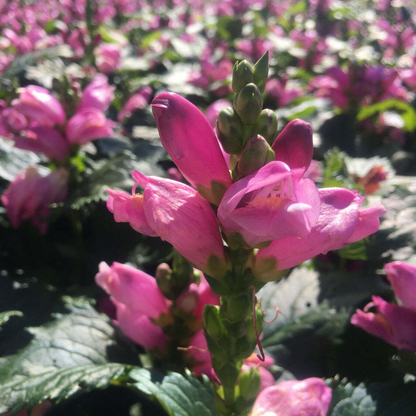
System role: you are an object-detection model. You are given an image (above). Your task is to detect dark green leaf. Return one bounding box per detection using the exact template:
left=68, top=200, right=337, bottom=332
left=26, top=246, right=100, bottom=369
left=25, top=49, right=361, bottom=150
left=130, top=369, right=218, bottom=416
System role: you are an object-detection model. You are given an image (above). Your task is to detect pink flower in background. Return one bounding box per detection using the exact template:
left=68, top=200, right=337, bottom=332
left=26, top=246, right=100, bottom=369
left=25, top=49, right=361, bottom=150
left=1, top=107, right=28, bottom=133
left=96, top=44, right=122, bottom=74
left=251, top=378, right=332, bottom=416
left=1, top=166, right=68, bottom=233
left=66, top=108, right=115, bottom=144
left=189, top=55, right=232, bottom=90
left=351, top=261, right=416, bottom=352
left=106, top=172, right=226, bottom=277
left=265, top=78, right=302, bottom=108
left=118, top=87, right=153, bottom=122
left=77, top=74, right=115, bottom=112
left=13, top=85, right=66, bottom=126
left=14, top=126, right=70, bottom=162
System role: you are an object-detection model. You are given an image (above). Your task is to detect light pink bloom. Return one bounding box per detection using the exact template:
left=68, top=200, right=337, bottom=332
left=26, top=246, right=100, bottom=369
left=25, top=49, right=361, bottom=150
left=66, top=108, right=115, bottom=144
left=251, top=378, right=332, bottom=416
left=242, top=353, right=276, bottom=391
left=1, top=107, right=28, bottom=133
left=118, top=87, right=152, bottom=122
left=14, top=126, right=70, bottom=162
left=205, top=99, right=231, bottom=128
left=13, top=85, right=66, bottom=126
left=218, top=161, right=321, bottom=247
left=77, top=74, right=115, bottom=112
left=1, top=166, right=68, bottom=234
left=106, top=172, right=226, bottom=277
left=113, top=300, right=169, bottom=349
left=96, top=44, right=122, bottom=74
left=96, top=262, right=169, bottom=319
left=152, top=92, right=232, bottom=204
left=351, top=262, right=416, bottom=352
left=256, top=188, right=385, bottom=271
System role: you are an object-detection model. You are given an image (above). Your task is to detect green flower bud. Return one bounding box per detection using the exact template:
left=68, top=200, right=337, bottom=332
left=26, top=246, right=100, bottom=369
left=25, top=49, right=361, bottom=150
left=216, top=107, right=244, bottom=154
left=215, top=362, right=242, bottom=390
left=239, top=367, right=261, bottom=401
left=237, top=134, right=275, bottom=177
left=155, top=263, right=173, bottom=298
left=252, top=109, right=278, bottom=145
left=232, top=60, right=254, bottom=94
left=226, top=293, right=251, bottom=322
left=253, top=51, right=269, bottom=93
left=234, top=83, right=263, bottom=125
left=203, top=305, right=225, bottom=340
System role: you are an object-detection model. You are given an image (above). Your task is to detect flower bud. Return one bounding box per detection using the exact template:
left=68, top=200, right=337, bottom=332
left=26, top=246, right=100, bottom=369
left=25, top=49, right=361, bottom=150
left=252, top=109, right=278, bottom=145
left=203, top=305, right=225, bottom=340
left=155, top=263, right=173, bottom=297
left=237, top=134, right=275, bottom=177
left=239, top=367, right=261, bottom=401
left=234, top=83, right=263, bottom=125
left=225, top=293, right=251, bottom=322
left=232, top=60, right=254, bottom=94
left=253, top=51, right=269, bottom=93
left=216, top=107, right=244, bottom=154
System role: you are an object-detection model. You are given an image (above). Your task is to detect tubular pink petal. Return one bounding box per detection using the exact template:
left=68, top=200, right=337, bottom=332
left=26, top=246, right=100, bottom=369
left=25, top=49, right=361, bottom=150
left=151, top=92, right=232, bottom=204
left=272, top=119, right=314, bottom=171
left=384, top=262, right=416, bottom=311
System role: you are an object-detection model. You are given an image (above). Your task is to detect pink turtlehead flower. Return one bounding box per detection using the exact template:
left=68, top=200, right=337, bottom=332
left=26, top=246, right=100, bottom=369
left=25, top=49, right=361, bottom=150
left=77, top=74, right=115, bottom=113
left=1, top=166, right=68, bottom=234
left=205, top=99, right=232, bottom=128
left=14, top=126, right=70, bottom=162
left=152, top=92, right=232, bottom=205
left=251, top=378, right=332, bottom=416
left=265, top=78, right=302, bottom=108
left=13, top=85, right=66, bottom=126
left=351, top=262, right=416, bottom=352
left=106, top=172, right=226, bottom=277
left=118, top=87, right=152, bottom=122
left=66, top=108, right=115, bottom=144
left=96, top=44, right=122, bottom=74
left=96, top=262, right=169, bottom=319
left=1, top=107, right=28, bottom=133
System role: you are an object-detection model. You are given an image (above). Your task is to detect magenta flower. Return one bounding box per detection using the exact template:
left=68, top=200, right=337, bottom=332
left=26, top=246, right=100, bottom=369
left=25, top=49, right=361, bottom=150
left=218, top=161, right=321, bottom=247
left=251, top=378, right=332, bottom=416
left=96, top=262, right=169, bottom=319
left=106, top=172, right=226, bottom=277
left=118, top=87, right=152, bottom=122
left=205, top=99, right=232, bottom=128
left=13, top=85, right=66, bottom=126
left=152, top=92, right=232, bottom=204
left=66, top=108, right=115, bottom=144
left=1, top=107, right=28, bottom=133
left=96, top=44, right=122, bottom=74
left=351, top=262, right=416, bottom=352
left=14, top=126, right=70, bottom=162
left=77, top=74, right=115, bottom=113
left=1, top=166, right=68, bottom=234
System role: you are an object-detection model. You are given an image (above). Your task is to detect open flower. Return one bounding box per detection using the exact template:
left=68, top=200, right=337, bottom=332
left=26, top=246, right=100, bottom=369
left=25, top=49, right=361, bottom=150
left=351, top=261, right=416, bottom=352
left=251, top=378, right=332, bottom=416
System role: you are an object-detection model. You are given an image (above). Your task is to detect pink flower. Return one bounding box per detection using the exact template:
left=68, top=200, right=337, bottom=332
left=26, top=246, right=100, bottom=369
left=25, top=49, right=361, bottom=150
left=1, top=166, right=68, bottom=233
left=14, top=126, right=70, bottom=162
left=96, top=44, right=122, bottom=74
left=1, top=107, right=28, bottom=132
left=152, top=92, right=232, bottom=204
left=77, top=74, right=115, bottom=112
left=106, top=172, right=226, bottom=277
left=96, top=262, right=169, bottom=319
left=66, top=108, right=115, bottom=144
left=118, top=87, right=152, bottom=122
left=251, top=378, right=332, bottom=416
left=13, top=85, right=66, bottom=126
left=351, top=262, right=416, bottom=352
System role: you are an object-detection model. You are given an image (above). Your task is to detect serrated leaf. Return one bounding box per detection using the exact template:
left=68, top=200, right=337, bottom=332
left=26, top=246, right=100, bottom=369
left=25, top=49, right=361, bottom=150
left=130, top=369, right=218, bottom=416
left=327, top=379, right=416, bottom=416
left=0, top=363, right=127, bottom=415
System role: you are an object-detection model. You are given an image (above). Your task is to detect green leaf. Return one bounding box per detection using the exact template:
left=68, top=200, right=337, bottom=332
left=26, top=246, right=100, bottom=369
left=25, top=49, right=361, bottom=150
left=327, top=378, right=416, bottom=416
left=357, top=100, right=416, bottom=133
left=130, top=369, right=218, bottom=416
left=0, top=363, right=127, bottom=415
